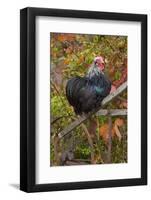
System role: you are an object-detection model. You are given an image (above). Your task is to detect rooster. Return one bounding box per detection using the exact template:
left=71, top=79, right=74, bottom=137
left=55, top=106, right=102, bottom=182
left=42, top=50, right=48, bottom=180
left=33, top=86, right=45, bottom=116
left=66, top=56, right=113, bottom=115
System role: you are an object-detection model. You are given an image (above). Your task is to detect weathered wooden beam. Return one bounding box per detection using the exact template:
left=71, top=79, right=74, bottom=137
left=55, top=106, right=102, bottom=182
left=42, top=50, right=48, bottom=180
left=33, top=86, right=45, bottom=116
left=58, top=81, right=127, bottom=139
left=101, top=81, right=127, bottom=106
left=96, top=109, right=127, bottom=116
left=52, top=109, right=127, bottom=124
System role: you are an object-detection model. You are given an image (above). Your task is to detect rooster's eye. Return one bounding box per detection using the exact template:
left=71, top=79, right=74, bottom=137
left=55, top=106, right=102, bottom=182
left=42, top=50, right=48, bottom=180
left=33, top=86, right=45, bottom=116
left=95, top=61, right=98, bottom=65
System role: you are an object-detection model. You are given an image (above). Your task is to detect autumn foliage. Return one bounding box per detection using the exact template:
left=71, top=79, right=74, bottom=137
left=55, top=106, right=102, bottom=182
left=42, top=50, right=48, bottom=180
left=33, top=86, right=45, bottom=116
left=50, top=33, right=127, bottom=166
left=100, top=118, right=124, bottom=143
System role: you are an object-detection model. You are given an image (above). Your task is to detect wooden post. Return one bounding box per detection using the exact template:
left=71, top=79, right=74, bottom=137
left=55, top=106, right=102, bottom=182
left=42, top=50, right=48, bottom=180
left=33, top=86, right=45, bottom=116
left=107, top=115, right=112, bottom=163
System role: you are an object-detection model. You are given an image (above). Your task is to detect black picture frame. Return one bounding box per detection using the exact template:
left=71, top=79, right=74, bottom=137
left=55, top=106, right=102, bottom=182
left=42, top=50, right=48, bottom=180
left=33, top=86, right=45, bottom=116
left=20, top=7, right=147, bottom=192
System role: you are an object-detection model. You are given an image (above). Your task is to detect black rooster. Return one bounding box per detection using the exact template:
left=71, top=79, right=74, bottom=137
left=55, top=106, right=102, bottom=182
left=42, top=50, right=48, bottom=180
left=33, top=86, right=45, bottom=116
left=66, top=56, right=112, bottom=115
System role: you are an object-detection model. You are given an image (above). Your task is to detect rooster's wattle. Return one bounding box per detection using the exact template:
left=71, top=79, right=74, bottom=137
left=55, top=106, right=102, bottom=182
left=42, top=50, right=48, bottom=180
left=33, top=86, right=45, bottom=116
left=66, top=56, right=111, bottom=115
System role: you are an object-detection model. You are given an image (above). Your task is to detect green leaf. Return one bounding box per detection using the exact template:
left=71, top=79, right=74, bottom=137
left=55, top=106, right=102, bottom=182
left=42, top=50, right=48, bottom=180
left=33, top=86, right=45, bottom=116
left=114, top=71, right=121, bottom=80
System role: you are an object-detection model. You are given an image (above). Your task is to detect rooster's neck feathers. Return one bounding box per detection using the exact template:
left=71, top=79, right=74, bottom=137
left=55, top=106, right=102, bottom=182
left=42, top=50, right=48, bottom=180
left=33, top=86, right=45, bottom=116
left=87, top=62, right=103, bottom=78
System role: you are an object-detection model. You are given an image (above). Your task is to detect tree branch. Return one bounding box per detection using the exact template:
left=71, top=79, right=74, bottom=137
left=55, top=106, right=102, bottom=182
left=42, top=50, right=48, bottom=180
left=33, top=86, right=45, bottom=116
left=58, top=81, right=127, bottom=139
left=80, top=123, right=95, bottom=164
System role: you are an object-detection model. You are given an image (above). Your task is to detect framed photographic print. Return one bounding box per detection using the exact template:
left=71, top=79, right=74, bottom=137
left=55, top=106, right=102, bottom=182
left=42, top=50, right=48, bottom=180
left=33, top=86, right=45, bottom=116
left=20, top=7, right=147, bottom=192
